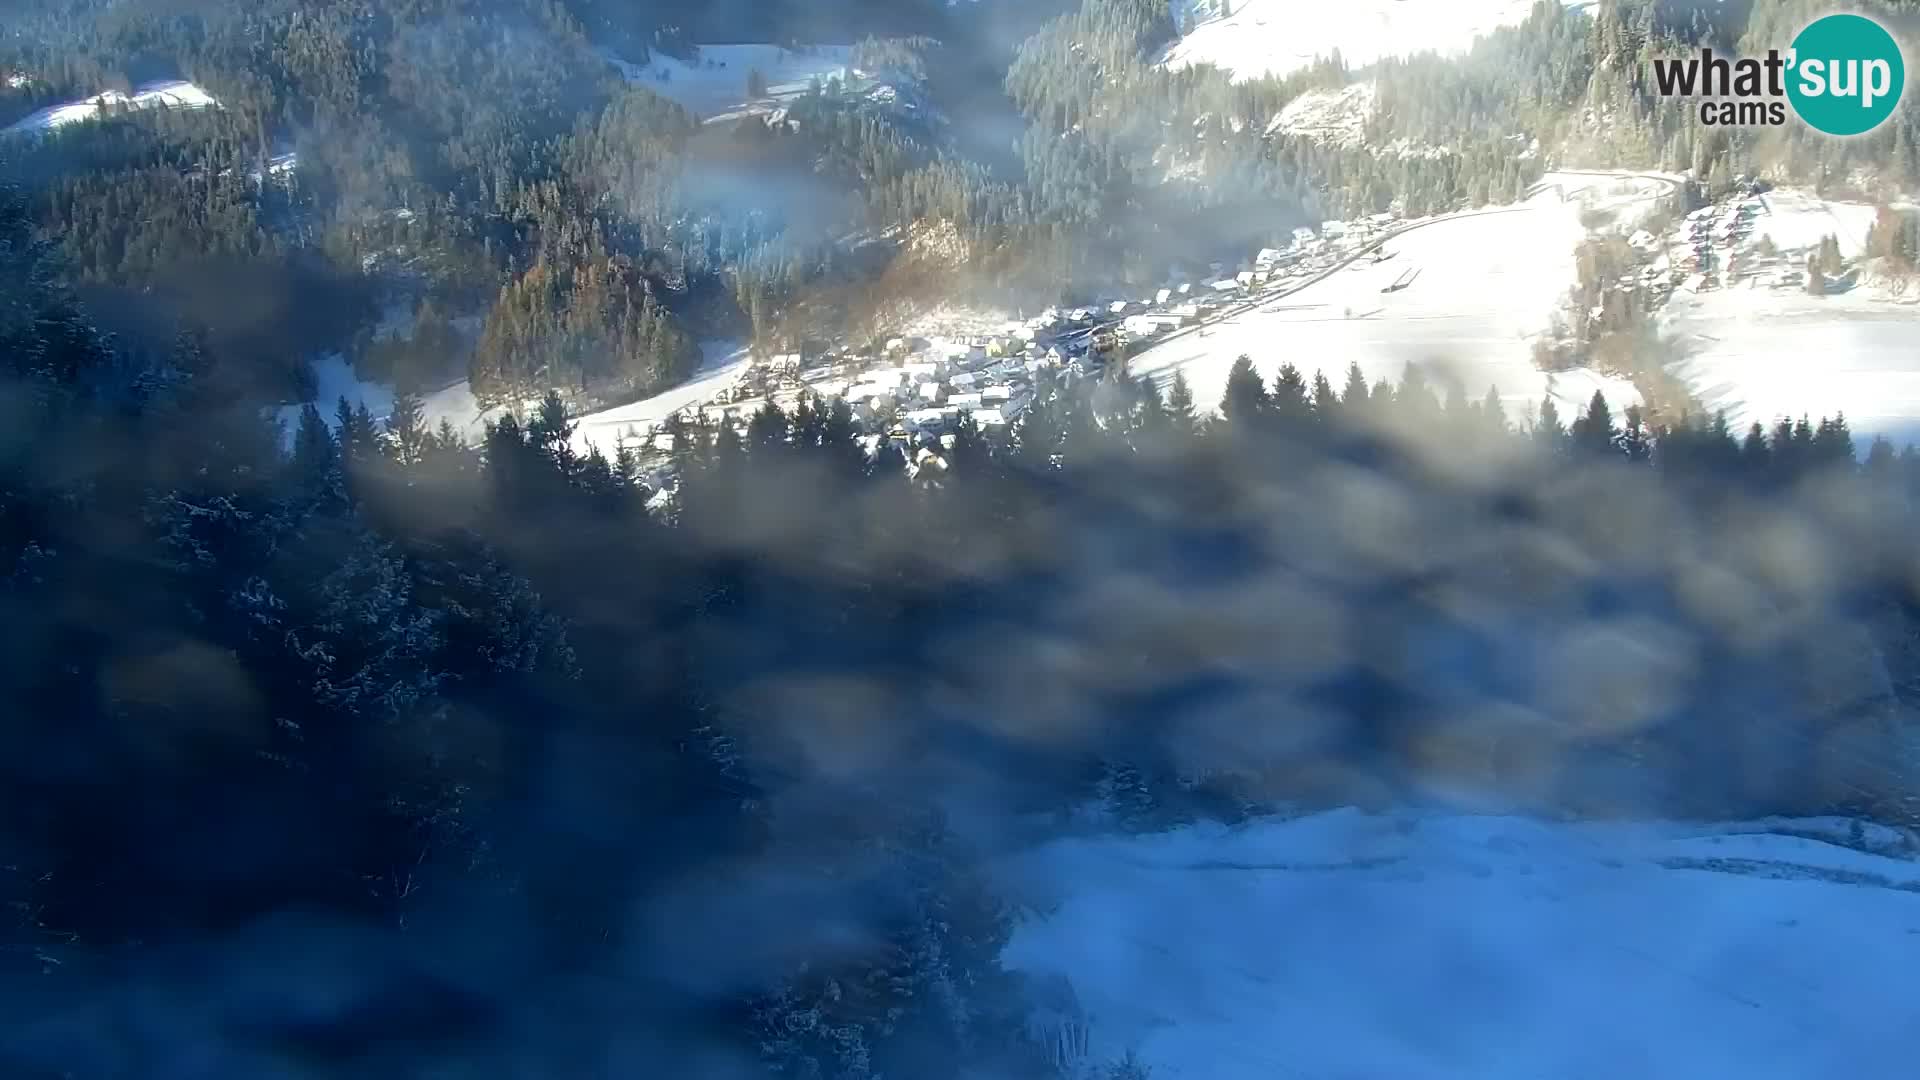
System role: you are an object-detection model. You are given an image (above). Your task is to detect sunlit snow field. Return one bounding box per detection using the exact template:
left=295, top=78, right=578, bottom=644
left=998, top=809, right=1920, bottom=1080
left=1658, top=193, right=1920, bottom=451
left=1161, top=0, right=1576, bottom=83
left=2, top=80, right=218, bottom=135
left=1129, top=173, right=1653, bottom=424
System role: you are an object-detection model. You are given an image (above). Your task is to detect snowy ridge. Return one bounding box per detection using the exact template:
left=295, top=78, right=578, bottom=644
left=999, top=808, right=1920, bottom=1079
left=1162, top=0, right=1572, bottom=83
left=3, top=80, right=219, bottom=135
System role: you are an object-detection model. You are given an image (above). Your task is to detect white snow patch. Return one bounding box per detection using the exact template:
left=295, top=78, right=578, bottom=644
left=606, top=44, right=855, bottom=124
left=276, top=340, right=749, bottom=455
left=568, top=342, right=754, bottom=458
left=1266, top=81, right=1374, bottom=147
left=274, top=353, right=496, bottom=445
left=999, top=808, right=1920, bottom=1079
left=3, top=80, right=219, bottom=135
left=1162, top=0, right=1576, bottom=83
left=1745, top=190, right=1879, bottom=259
left=1662, top=286, right=1920, bottom=452
left=1131, top=173, right=1658, bottom=425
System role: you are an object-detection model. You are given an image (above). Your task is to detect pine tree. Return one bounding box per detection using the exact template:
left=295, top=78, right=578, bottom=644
left=1341, top=362, right=1371, bottom=409
left=1620, top=404, right=1653, bottom=463
left=1534, top=396, right=1568, bottom=456
left=386, top=391, right=428, bottom=467
left=1165, top=371, right=1198, bottom=436
left=1220, top=354, right=1268, bottom=425
left=1480, top=387, right=1508, bottom=436
left=1570, top=390, right=1617, bottom=458
left=1310, top=371, right=1338, bottom=421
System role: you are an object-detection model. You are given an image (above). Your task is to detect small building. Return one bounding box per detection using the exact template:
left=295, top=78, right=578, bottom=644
left=1291, top=226, right=1317, bottom=246
left=1155, top=287, right=1174, bottom=305
left=904, top=407, right=950, bottom=432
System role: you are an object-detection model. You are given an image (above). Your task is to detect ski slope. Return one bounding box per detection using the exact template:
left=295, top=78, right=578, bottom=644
left=1000, top=809, right=1920, bottom=1079
left=3, top=80, right=218, bottom=135
left=1130, top=173, right=1655, bottom=426
left=1162, top=0, right=1570, bottom=83
left=607, top=44, right=855, bottom=124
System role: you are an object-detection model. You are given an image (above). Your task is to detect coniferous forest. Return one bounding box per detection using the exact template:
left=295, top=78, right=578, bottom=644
left=4, top=0, right=1920, bottom=1075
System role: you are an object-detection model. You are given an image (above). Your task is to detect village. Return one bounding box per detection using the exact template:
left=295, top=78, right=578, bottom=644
left=1619, top=178, right=1840, bottom=310
left=605, top=209, right=1408, bottom=465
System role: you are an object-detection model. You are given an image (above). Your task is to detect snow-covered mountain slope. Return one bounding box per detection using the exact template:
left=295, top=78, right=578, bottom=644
left=1162, top=0, right=1567, bottom=83
left=3, top=80, right=218, bottom=135
left=999, top=809, right=1920, bottom=1079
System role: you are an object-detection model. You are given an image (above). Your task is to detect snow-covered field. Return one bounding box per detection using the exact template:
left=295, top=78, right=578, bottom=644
left=607, top=44, right=855, bottom=124
left=1658, top=192, right=1920, bottom=451
left=278, top=342, right=752, bottom=460
left=279, top=353, right=496, bottom=445
left=1163, top=0, right=1569, bottom=83
left=3, top=80, right=218, bottom=135
left=1130, top=173, right=1655, bottom=424
left=1000, top=809, right=1920, bottom=1079
left=568, top=343, right=752, bottom=456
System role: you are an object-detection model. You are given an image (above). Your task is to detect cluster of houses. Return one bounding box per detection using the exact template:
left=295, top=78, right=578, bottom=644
left=628, top=209, right=1410, bottom=458
left=1108, top=212, right=1403, bottom=348
left=1671, top=195, right=1816, bottom=293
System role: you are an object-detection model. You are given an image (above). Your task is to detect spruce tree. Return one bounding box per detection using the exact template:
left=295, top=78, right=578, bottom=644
left=1165, top=371, right=1198, bottom=436
left=1570, top=390, right=1617, bottom=459
left=1220, top=354, right=1268, bottom=426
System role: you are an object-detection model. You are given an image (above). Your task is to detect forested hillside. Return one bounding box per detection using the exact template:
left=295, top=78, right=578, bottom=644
left=4, top=0, right=1910, bottom=415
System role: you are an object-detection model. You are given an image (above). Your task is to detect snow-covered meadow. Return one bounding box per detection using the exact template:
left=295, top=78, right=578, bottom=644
left=1162, top=0, right=1571, bottom=83
left=606, top=44, right=855, bottom=124
left=278, top=343, right=754, bottom=461
left=2, top=80, right=218, bottom=136
left=1128, top=172, right=1654, bottom=425
left=1658, top=192, right=1920, bottom=452
left=999, top=809, right=1920, bottom=1080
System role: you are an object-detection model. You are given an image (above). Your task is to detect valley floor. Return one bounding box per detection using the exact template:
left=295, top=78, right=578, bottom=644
left=1127, top=173, right=1656, bottom=427
left=997, top=809, right=1920, bottom=1080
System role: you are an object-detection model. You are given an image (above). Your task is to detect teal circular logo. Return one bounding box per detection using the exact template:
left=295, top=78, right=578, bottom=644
left=1787, top=14, right=1905, bottom=136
